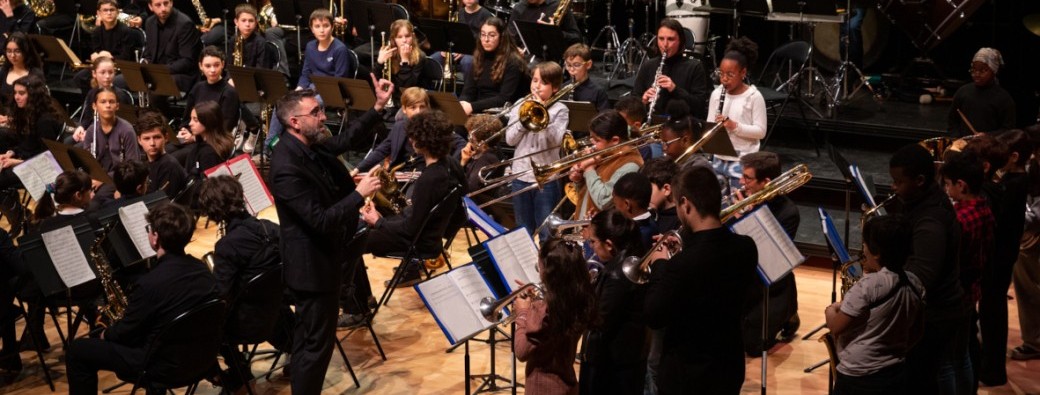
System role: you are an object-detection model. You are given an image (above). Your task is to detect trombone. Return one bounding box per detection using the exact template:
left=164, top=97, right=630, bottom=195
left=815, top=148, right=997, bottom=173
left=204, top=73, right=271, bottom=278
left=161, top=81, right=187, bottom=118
left=620, top=230, right=683, bottom=284
left=719, top=164, right=813, bottom=222
left=471, top=82, right=579, bottom=150
left=473, top=132, right=589, bottom=187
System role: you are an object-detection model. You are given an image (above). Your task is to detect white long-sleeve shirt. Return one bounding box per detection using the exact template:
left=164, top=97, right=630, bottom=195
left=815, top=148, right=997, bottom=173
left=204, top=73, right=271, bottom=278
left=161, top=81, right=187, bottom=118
left=708, top=84, right=767, bottom=161
left=504, top=101, right=570, bottom=183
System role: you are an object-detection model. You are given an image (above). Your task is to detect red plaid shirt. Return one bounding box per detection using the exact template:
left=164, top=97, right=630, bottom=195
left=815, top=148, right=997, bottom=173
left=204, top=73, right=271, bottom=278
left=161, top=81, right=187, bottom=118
left=954, top=198, right=995, bottom=304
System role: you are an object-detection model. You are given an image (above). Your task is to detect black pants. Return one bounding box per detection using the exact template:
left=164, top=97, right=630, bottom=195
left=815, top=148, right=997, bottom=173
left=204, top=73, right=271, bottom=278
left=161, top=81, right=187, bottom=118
left=834, top=362, right=907, bottom=395
left=66, top=338, right=145, bottom=395
left=905, top=311, right=969, bottom=394
left=288, top=288, right=338, bottom=395
left=978, top=252, right=1016, bottom=383
left=339, top=232, right=373, bottom=314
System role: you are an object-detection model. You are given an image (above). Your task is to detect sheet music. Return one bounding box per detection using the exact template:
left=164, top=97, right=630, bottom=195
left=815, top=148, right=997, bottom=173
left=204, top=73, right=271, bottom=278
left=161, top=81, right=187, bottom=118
left=484, top=229, right=539, bottom=293
left=41, top=226, right=95, bottom=288
left=12, top=151, right=63, bottom=202
left=205, top=162, right=233, bottom=177
left=849, top=165, right=885, bottom=216
left=227, top=155, right=274, bottom=215
left=465, top=197, right=505, bottom=237
left=118, top=201, right=157, bottom=259
left=416, top=265, right=496, bottom=345
left=730, top=206, right=805, bottom=284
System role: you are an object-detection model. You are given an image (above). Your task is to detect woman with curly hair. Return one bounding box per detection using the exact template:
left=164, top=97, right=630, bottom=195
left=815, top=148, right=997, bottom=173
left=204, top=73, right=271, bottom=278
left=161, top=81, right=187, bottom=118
left=458, top=17, right=525, bottom=115
left=0, top=74, right=63, bottom=189
left=515, top=237, right=597, bottom=394
left=0, top=32, right=43, bottom=104
left=181, top=100, right=235, bottom=178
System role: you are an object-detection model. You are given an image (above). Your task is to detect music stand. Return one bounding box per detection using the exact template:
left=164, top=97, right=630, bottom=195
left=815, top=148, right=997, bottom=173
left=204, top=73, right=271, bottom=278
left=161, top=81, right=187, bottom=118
left=428, top=91, right=469, bottom=127
left=310, top=76, right=376, bottom=135
left=706, top=0, right=770, bottom=36
left=92, top=192, right=170, bottom=269
left=228, top=66, right=289, bottom=161
left=54, top=0, right=89, bottom=46
left=29, top=34, right=88, bottom=82
left=43, top=140, right=115, bottom=185
left=513, top=21, right=567, bottom=62
left=270, top=0, right=325, bottom=60
left=561, top=101, right=596, bottom=133
left=419, top=18, right=477, bottom=92
left=695, top=122, right=738, bottom=158
left=114, top=60, right=182, bottom=102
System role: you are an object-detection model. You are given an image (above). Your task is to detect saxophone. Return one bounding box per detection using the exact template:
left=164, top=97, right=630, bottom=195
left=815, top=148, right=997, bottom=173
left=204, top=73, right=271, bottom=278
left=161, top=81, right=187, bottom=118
left=191, top=0, right=215, bottom=31
left=93, top=226, right=128, bottom=325
left=233, top=27, right=244, bottom=67
left=381, top=32, right=394, bottom=108
left=645, top=54, right=667, bottom=123
left=442, top=0, right=458, bottom=92
left=550, top=0, right=571, bottom=26
left=370, top=158, right=412, bottom=214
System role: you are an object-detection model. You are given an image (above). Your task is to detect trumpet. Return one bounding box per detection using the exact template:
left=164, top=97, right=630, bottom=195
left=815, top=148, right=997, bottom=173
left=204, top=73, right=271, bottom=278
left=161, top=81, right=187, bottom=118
left=720, top=164, right=813, bottom=222
left=472, top=82, right=578, bottom=150
left=479, top=283, right=545, bottom=324
left=380, top=32, right=394, bottom=108
left=543, top=214, right=590, bottom=241
left=860, top=194, right=897, bottom=227
left=620, top=230, right=683, bottom=284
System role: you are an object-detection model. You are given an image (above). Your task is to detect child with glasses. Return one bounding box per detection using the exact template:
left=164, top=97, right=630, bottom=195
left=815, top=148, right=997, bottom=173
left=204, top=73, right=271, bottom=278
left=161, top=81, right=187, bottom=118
left=707, top=37, right=766, bottom=195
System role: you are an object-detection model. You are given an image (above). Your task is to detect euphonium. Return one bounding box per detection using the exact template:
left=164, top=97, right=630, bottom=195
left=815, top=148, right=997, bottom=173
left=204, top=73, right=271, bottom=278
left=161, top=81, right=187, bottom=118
left=645, top=54, right=667, bottom=123
left=620, top=230, right=683, bottom=284
left=93, top=226, right=128, bottom=324
left=380, top=31, right=394, bottom=108
left=479, top=283, right=544, bottom=323
left=370, top=158, right=412, bottom=214
left=720, top=164, right=813, bottom=222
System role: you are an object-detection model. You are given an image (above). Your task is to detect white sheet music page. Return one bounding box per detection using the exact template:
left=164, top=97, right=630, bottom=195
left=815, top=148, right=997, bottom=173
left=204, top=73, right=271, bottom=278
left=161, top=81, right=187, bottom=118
left=416, top=265, right=494, bottom=344
left=730, top=206, right=805, bottom=284
left=12, top=151, right=63, bottom=202
left=41, top=226, right=96, bottom=287
left=485, top=229, right=539, bottom=293
left=227, top=155, right=274, bottom=215
left=118, top=201, right=156, bottom=259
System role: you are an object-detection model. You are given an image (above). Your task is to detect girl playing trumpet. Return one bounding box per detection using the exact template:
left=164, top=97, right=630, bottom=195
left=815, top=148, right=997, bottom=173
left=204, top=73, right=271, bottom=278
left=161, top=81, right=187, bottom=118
left=377, top=20, right=440, bottom=107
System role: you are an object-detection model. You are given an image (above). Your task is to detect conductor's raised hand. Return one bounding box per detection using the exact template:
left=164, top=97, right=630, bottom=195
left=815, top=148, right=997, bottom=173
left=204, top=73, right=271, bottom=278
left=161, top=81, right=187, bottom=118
left=371, top=73, right=395, bottom=112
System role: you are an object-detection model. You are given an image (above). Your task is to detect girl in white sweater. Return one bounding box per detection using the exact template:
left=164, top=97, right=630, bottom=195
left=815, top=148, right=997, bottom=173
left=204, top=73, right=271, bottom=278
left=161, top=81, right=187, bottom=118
left=708, top=37, right=767, bottom=193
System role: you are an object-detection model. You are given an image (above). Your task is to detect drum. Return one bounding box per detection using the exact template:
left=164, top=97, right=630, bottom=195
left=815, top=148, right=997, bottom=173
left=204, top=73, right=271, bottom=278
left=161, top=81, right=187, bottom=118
left=665, top=0, right=709, bottom=54
left=811, top=6, right=890, bottom=72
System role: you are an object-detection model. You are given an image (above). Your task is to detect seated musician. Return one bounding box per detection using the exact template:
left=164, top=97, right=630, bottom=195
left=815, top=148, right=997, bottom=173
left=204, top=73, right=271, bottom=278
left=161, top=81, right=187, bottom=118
left=459, top=17, right=525, bottom=116
left=507, top=0, right=582, bottom=47
left=125, top=0, right=202, bottom=99
left=230, top=4, right=279, bottom=69
left=568, top=111, right=641, bottom=220
left=948, top=48, right=1016, bottom=137
left=511, top=238, right=594, bottom=394
left=73, top=87, right=144, bottom=173
left=0, top=33, right=43, bottom=103
left=135, top=109, right=187, bottom=199
left=431, top=0, right=492, bottom=77
left=178, top=101, right=234, bottom=180
left=640, top=157, right=679, bottom=232
left=614, top=96, right=662, bottom=161
left=72, top=57, right=135, bottom=134
left=198, top=175, right=293, bottom=391
left=358, top=110, right=466, bottom=288
left=633, top=18, right=710, bottom=120
left=580, top=209, right=649, bottom=394
left=99, top=160, right=150, bottom=211
left=826, top=215, right=925, bottom=394
left=505, top=61, right=568, bottom=239
left=0, top=75, right=64, bottom=190
left=659, top=108, right=713, bottom=171
left=353, top=87, right=464, bottom=174
left=65, top=203, right=220, bottom=395
left=709, top=37, right=767, bottom=193
left=563, top=43, right=609, bottom=112
left=179, top=46, right=244, bottom=134
left=611, top=172, right=659, bottom=251
left=731, top=151, right=801, bottom=354
left=74, top=0, right=141, bottom=95
left=0, top=0, right=35, bottom=39
left=644, top=165, right=757, bottom=393
left=377, top=20, right=441, bottom=105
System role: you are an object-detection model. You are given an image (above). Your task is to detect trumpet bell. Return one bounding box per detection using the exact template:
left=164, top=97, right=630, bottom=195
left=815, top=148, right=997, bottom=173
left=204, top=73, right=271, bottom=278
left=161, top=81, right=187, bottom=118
left=479, top=296, right=504, bottom=322
left=620, top=255, right=649, bottom=284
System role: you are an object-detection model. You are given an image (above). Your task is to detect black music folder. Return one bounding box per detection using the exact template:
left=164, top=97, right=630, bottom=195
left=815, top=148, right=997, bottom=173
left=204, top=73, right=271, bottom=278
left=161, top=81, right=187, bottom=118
left=43, top=140, right=114, bottom=185
left=92, top=192, right=170, bottom=269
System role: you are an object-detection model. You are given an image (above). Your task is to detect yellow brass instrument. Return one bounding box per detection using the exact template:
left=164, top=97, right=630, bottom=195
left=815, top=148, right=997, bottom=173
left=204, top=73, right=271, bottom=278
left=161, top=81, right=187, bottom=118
left=620, top=229, right=683, bottom=284
left=550, top=0, right=572, bottom=25
left=232, top=27, right=244, bottom=67
left=918, top=135, right=971, bottom=164
left=380, top=31, right=394, bottom=108
left=258, top=3, right=275, bottom=31
left=860, top=194, right=896, bottom=228
left=474, top=132, right=587, bottom=186
left=191, top=0, right=217, bottom=31
left=369, top=159, right=412, bottom=214
left=442, top=0, right=459, bottom=92
left=201, top=222, right=226, bottom=272
left=543, top=214, right=590, bottom=241
left=839, top=259, right=864, bottom=297
left=672, top=120, right=728, bottom=167
left=333, top=0, right=347, bottom=39
left=479, top=283, right=545, bottom=324
left=93, top=225, right=128, bottom=324
left=720, top=164, right=813, bottom=222
left=29, top=0, right=55, bottom=17
left=79, top=11, right=134, bottom=34
left=473, top=82, right=579, bottom=150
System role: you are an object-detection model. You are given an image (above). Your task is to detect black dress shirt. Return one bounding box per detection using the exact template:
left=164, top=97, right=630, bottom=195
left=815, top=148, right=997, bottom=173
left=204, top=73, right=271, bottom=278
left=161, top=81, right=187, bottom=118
left=632, top=55, right=711, bottom=120
left=181, top=77, right=242, bottom=131
left=147, top=153, right=188, bottom=199
left=91, top=22, right=138, bottom=61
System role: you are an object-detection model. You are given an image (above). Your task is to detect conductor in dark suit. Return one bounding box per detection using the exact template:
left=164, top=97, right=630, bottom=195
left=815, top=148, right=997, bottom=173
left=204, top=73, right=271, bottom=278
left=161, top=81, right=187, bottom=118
left=65, top=203, right=220, bottom=395
left=269, top=75, right=391, bottom=394
left=117, top=0, right=201, bottom=94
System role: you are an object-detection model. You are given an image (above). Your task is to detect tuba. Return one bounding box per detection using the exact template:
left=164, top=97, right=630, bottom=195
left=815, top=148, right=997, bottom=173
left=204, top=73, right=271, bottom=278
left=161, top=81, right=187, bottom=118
left=620, top=230, right=683, bottom=284
left=93, top=226, right=128, bottom=325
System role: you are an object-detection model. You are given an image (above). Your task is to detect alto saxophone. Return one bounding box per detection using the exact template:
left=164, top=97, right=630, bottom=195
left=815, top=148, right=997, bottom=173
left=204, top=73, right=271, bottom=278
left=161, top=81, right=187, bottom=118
left=645, top=53, right=667, bottom=123
left=381, top=32, right=394, bottom=108
left=442, top=0, right=458, bottom=92
left=233, top=27, right=244, bottom=67
left=93, top=225, right=128, bottom=325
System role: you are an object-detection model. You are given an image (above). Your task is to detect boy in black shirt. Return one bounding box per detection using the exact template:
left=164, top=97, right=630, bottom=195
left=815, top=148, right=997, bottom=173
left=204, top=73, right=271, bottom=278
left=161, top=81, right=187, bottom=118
left=135, top=109, right=187, bottom=199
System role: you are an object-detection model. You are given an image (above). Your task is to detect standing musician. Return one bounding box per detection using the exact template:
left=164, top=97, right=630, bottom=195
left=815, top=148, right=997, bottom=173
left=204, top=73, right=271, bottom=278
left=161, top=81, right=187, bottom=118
left=65, top=203, right=220, bottom=395
left=563, top=43, right=610, bottom=112
left=135, top=108, right=187, bottom=199
left=505, top=61, right=568, bottom=239
left=269, top=77, right=389, bottom=394
left=633, top=18, right=710, bottom=121
left=0, top=0, right=34, bottom=38
left=643, top=166, right=757, bottom=394
left=131, top=0, right=202, bottom=97
left=73, top=87, right=144, bottom=173
left=580, top=209, right=649, bottom=394
left=514, top=237, right=596, bottom=394
left=459, top=17, right=525, bottom=116
left=431, top=0, right=492, bottom=76
left=731, top=151, right=801, bottom=354
left=377, top=20, right=441, bottom=103
left=507, top=0, right=582, bottom=47
left=74, top=0, right=141, bottom=95
left=569, top=110, right=642, bottom=220
left=709, top=37, right=766, bottom=193
left=948, top=48, right=1016, bottom=137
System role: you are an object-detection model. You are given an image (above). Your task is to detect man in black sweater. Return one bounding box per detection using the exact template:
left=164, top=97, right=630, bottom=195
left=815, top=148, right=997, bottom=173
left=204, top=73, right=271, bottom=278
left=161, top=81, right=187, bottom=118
left=948, top=47, right=1016, bottom=137
left=65, top=203, right=219, bottom=395
left=116, top=0, right=201, bottom=99
left=633, top=18, right=711, bottom=121
left=643, top=166, right=757, bottom=394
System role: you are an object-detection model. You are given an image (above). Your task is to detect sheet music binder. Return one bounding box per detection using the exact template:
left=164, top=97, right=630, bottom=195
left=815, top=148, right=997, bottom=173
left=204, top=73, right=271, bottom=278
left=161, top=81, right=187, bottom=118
left=204, top=154, right=275, bottom=216
left=414, top=263, right=501, bottom=346
left=18, top=217, right=99, bottom=297
left=819, top=207, right=853, bottom=264
left=728, top=205, right=805, bottom=285
left=480, top=228, right=540, bottom=294
left=465, top=196, right=506, bottom=238
left=12, top=151, right=64, bottom=202
left=42, top=140, right=114, bottom=185
left=92, top=192, right=170, bottom=269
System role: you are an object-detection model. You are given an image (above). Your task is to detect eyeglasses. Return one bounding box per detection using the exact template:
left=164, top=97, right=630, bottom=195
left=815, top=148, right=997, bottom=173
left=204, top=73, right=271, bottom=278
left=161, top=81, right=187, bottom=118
left=98, top=7, right=118, bottom=12
left=479, top=33, right=499, bottom=39
left=718, top=71, right=742, bottom=80
left=293, top=105, right=325, bottom=118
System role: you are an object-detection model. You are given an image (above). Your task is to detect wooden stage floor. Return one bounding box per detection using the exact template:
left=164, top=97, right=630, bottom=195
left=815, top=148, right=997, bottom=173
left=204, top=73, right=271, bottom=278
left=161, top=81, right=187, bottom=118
left=3, top=207, right=1038, bottom=394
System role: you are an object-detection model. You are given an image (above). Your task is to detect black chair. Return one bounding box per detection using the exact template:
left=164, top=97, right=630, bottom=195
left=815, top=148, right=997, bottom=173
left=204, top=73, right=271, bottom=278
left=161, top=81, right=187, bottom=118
left=756, top=40, right=821, bottom=156
left=222, top=267, right=286, bottom=395
left=121, top=299, right=227, bottom=394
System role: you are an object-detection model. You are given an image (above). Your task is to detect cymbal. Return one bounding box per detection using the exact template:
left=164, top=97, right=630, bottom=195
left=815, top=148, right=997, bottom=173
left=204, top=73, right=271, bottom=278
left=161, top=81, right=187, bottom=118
left=1024, top=14, right=1040, bottom=37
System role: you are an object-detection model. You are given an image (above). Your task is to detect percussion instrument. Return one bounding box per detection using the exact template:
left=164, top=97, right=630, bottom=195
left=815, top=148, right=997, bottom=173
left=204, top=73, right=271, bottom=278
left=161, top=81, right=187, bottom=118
left=811, top=7, right=889, bottom=72
left=665, top=0, right=710, bottom=54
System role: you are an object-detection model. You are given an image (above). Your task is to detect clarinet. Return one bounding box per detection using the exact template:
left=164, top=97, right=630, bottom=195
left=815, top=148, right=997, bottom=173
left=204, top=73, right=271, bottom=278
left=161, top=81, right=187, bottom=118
left=645, top=54, right=667, bottom=123
left=717, top=86, right=727, bottom=119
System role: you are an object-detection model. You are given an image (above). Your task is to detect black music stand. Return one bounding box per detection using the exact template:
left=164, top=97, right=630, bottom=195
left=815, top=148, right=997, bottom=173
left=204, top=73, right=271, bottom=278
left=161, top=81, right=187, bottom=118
left=513, top=21, right=567, bottom=62
left=92, top=192, right=170, bottom=269
left=29, top=34, right=87, bottom=80
left=706, top=0, right=770, bottom=36
left=43, top=140, right=114, bottom=185
left=310, top=76, right=376, bottom=135
left=113, top=60, right=182, bottom=103
left=271, top=0, right=325, bottom=60
left=349, top=0, right=396, bottom=70
left=54, top=0, right=89, bottom=46
left=428, top=91, right=469, bottom=127
left=697, top=122, right=739, bottom=158
left=562, top=101, right=596, bottom=133
left=419, top=18, right=477, bottom=92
